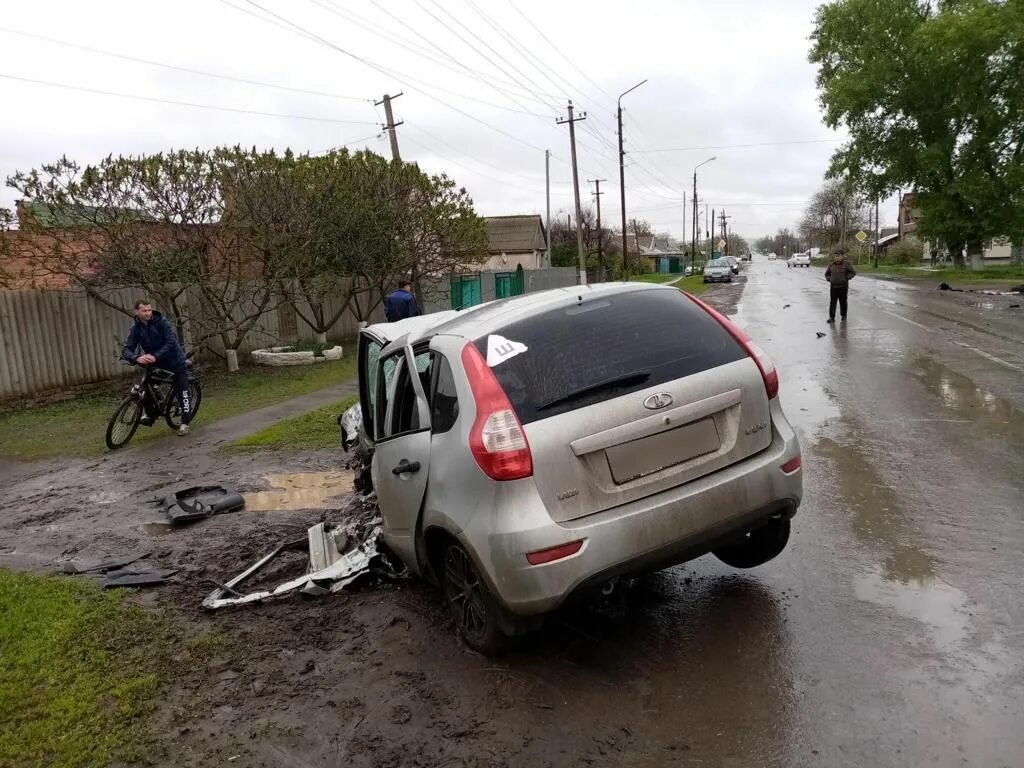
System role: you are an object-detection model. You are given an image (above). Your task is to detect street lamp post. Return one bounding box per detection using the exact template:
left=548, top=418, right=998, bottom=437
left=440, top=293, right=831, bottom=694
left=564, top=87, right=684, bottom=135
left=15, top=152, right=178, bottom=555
left=692, top=156, right=715, bottom=272
left=618, top=79, right=648, bottom=275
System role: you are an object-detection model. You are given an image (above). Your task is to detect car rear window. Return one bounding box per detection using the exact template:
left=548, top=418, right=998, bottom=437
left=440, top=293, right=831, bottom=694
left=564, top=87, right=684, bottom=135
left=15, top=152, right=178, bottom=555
left=474, top=289, right=748, bottom=424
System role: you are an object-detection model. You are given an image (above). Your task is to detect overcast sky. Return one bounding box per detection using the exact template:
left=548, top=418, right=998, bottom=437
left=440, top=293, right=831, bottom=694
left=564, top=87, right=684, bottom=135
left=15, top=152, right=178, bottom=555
left=0, top=0, right=900, bottom=242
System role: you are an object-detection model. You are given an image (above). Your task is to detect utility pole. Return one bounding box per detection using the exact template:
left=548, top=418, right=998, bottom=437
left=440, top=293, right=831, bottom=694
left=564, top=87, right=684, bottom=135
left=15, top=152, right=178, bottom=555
left=617, top=80, right=647, bottom=277
left=557, top=100, right=588, bottom=285
left=589, top=178, right=606, bottom=280
left=375, top=92, right=404, bottom=162
left=692, top=174, right=698, bottom=265
left=720, top=210, right=727, bottom=255
left=545, top=150, right=551, bottom=267
left=682, top=191, right=687, bottom=266
left=711, top=207, right=716, bottom=255
left=874, top=196, right=880, bottom=268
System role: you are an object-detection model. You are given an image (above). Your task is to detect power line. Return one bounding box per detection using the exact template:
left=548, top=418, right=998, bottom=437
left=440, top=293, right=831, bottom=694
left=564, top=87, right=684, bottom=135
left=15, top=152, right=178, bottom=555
left=403, top=133, right=544, bottom=194
left=313, top=132, right=385, bottom=154
left=309, top=0, right=545, bottom=111
left=0, top=25, right=370, bottom=102
left=632, top=138, right=843, bottom=153
left=505, top=0, right=616, bottom=104
left=0, top=72, right=379, bottom=124
left=414, top=0, right=559, bottom=114
left=407, top=124, right=560, bottom=186
left=231, top=0, right=551, bottom=155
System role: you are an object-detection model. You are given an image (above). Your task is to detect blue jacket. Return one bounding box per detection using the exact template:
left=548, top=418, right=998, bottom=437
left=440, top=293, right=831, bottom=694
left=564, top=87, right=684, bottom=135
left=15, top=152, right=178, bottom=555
left=384, top=289, right=419, bottom=322
left=121, top=311, right=186, bottom=368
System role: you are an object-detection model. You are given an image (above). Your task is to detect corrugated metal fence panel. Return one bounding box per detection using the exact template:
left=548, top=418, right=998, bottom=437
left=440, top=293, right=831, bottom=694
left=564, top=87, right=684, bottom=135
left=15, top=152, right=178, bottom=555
left=0, top=288, right=136, bottom=399
left=0, top=283, right=390, bottom=399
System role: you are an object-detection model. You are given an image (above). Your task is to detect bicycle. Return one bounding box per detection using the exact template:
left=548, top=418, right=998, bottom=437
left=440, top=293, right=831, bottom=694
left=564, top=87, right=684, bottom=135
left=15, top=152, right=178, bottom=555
left=105, top=356, right=202, bottom=450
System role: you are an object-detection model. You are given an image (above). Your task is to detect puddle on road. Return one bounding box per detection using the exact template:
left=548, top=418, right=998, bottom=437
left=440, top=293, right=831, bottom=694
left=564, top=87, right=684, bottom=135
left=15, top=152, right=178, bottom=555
left=243, top=471, right=353, bottom=512
left=908, top=356, right=1024, bottom=442
left=141, top=522, right=175, bottom=537
left=855, top=566, right=968, bottom=649
left=817, top=432, right=938, bottom=584
left=781, top=378, right=841, bottom=438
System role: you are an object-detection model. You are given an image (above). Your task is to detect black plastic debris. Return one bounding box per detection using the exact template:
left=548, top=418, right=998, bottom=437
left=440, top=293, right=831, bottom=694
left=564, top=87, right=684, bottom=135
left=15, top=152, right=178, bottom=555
left=58, top=551, right=177, bottom=588
left=102, top=565, right=179, bottom=589
left=938, top=282, right=963, bottom=292
left=783, top=304, right=791, bottom=309
left=59, top=551, right=152, bottom=574
left=151, top=485, right=245, bottom=526
left=816, top=331, right=826, bottom=338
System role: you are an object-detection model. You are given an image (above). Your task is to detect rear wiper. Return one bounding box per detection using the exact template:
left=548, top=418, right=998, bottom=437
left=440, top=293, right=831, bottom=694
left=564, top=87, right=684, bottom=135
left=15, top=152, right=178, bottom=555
left=536, top=370, right=651, bottom=411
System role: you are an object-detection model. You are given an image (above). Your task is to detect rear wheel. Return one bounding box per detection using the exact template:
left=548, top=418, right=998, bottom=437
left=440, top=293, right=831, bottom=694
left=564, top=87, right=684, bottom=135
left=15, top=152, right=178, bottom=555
left=105, top=397, right=143, bottom=450
left=713, top=518, right=791, bottom=569
left=165, top=380, right=203, bottom=429
left=441, top=542, right=510, bottom=656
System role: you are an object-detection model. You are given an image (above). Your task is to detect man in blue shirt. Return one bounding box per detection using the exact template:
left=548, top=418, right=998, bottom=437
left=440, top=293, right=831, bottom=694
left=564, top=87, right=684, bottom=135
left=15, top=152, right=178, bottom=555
left=120, top=300, right=194, bottom=435
left=384, top=281, right=420, bottom=322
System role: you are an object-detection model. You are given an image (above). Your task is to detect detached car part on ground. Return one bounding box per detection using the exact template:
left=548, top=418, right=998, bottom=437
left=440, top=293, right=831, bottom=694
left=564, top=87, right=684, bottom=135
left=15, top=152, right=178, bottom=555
left=346, top=284, right=802, bottom=654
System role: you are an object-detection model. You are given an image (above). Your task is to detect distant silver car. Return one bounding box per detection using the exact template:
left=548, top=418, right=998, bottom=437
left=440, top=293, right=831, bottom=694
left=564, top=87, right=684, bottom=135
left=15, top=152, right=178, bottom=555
left=350, top=284, right=802, bottom=653
left=703, top=258, right=733, bottom=283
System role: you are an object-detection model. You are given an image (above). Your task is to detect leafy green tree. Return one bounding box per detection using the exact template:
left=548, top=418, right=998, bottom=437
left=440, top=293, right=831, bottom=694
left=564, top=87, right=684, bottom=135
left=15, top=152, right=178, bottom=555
left=810, top=0, right=1024, bottom=267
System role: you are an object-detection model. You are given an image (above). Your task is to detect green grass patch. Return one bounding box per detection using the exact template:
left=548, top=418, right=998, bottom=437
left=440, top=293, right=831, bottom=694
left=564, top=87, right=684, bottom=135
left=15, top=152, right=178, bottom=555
left=854, top=263, right=1024, bottom=282
left=230, top=394, right=360, bottom=452
left=676, top=274, right=710, bottom=294
left=0, top=354, right=357, bottom=461
left=0, top=569, right=170, bottom=768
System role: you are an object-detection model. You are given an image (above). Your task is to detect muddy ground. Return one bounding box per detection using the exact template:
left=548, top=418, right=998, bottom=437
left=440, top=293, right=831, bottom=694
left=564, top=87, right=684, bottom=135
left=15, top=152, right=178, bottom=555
left=3, top=269, right=1023, bottom=767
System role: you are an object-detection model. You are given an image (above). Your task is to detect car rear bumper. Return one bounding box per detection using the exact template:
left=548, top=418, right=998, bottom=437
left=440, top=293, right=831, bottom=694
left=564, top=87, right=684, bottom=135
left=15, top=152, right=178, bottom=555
left=460, top=398, right=802, bottom=617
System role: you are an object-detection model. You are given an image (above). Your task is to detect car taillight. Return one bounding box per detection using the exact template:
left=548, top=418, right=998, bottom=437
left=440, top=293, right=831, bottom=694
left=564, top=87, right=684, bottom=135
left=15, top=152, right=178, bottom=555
left=461, top=342, right=533, bottom=481
left=781, top=456, right=802, bottom=474
left=681, top=292, right=779, bottom=399
left=526, top=539, right=584, bottom=566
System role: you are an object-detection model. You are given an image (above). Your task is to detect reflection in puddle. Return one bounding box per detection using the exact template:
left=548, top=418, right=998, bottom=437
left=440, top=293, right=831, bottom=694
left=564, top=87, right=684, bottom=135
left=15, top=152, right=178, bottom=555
left=782, top=378, right=840, bottom=437
left=243, top=471, right=353, bottom=512
left=855, top=566, right=967, bottom=649
left=909, top=356, right=1024, bottom=442
left=817, top=433, right=936, bottom=584
left=141, top=522, right=175, bottom=537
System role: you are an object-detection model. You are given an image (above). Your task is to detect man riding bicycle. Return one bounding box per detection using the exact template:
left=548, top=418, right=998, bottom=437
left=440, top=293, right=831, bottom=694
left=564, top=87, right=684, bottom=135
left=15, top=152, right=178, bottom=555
left=120, top=300, right=193, bottom=436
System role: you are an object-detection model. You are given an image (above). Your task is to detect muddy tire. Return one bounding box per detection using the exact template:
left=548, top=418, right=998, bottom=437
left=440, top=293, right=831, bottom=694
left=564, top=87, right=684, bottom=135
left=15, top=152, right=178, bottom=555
left=441, top=542, right=510, bottom=656
left=713, top=518, right=791, bottom=569
left=105, top=397, right=143, bottom=450
left=165, top=380, right=202, bottom=430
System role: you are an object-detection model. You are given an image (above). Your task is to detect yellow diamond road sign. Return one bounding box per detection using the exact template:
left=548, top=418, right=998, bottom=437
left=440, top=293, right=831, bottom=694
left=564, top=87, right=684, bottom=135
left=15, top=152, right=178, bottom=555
left=855, top=230, right=868, bottom=243
left=717, top=239, right=726, bottom=249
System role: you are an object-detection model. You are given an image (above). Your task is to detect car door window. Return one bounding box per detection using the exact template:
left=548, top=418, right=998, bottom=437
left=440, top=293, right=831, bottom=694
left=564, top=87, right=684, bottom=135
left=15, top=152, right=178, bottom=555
left=376, top=353, right=401, bottom=441
left=386, top=351, right=434, bottom=439
left=361, top=337, right=383, bottom=440
left=431, top=355, right=460, bottom=434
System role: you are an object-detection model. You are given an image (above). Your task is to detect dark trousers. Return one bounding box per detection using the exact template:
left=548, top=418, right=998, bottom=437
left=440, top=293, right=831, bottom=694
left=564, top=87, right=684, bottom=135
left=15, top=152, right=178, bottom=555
left=829, top=284, right=849, bottom=320
left=143, top=365, right=192, bottom=424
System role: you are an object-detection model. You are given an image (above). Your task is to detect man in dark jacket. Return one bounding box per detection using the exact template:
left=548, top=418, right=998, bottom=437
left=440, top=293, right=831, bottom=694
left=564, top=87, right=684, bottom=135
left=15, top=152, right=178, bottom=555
left=824, top=248, right=857, bottom=323
left=121, top=300, right=193, bottom=435
left=384, top=281, right=420, bottom=322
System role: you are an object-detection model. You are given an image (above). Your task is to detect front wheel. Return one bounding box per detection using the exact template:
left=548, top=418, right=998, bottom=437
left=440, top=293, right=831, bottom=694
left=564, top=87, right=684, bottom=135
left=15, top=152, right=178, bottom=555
left=105, top=396, right=143, bottom=450
left=165, top=380, right=203, bottom=429
left=713, top=518, right=790, bottom=569
left=441, top=543, right=510, bottom=656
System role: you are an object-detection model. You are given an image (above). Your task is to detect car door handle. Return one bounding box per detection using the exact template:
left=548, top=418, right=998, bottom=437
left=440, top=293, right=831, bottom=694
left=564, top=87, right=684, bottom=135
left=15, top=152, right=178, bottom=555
left=392, top=460, right=421, bottom=475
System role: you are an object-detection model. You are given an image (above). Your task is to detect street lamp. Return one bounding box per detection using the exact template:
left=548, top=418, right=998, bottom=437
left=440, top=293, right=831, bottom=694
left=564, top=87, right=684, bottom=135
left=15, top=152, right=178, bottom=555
left=692, top=156, right=716, bottom=269
left=618, top=78, right=648, bottom=274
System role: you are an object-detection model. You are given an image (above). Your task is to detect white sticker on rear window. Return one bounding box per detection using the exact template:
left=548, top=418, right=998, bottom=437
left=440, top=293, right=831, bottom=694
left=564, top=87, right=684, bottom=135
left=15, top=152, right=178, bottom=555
left=486, top=334, right=528, bottom=367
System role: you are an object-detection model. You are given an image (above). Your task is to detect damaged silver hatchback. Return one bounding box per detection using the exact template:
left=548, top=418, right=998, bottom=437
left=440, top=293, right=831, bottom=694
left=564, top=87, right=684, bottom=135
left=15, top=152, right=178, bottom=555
left=348, top=284, right=802, bottom=654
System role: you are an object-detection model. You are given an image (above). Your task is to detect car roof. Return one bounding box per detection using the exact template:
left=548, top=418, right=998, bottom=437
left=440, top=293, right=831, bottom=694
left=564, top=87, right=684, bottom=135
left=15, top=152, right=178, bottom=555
left=364, top=282, right=677, bottom=346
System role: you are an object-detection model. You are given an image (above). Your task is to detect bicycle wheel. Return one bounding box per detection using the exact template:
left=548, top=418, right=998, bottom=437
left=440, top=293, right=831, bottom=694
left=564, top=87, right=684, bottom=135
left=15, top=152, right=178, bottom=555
left=165, top=380, right=203, bottom=429
left=105, top=396, right=143, bottom=450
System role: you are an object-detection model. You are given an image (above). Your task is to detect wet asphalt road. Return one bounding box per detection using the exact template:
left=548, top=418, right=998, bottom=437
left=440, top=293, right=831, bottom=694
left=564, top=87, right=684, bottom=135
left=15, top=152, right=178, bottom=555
left=702, top=260, right=1024, bottom=766
left=2, top=262, right=1023, bottom=767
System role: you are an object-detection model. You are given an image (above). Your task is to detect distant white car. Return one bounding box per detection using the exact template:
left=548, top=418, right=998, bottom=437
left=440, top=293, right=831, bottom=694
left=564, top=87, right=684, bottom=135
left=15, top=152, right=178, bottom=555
left=767, top=253, right=777, bottom=261
left=788, top=253, right=812, bottom=268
